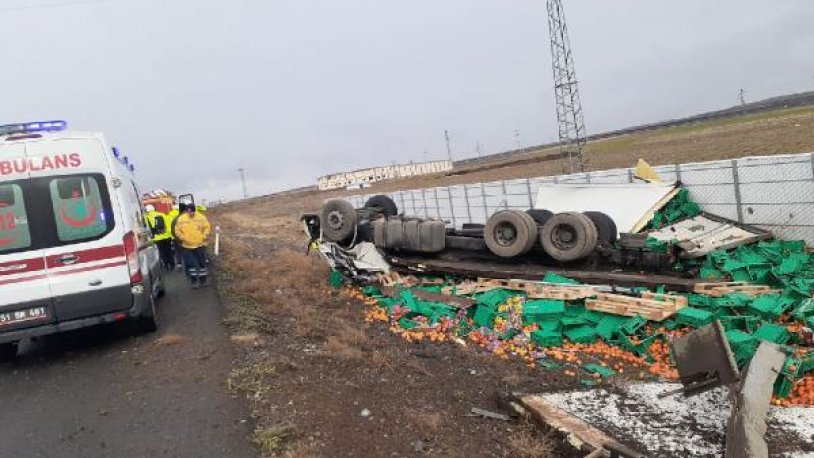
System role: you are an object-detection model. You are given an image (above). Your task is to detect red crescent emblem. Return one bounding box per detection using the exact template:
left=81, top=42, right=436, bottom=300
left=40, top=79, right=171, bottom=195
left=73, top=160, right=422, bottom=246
left=0, top=203, right=17, bottom=246
left=59, top=204, right=98, bottom=228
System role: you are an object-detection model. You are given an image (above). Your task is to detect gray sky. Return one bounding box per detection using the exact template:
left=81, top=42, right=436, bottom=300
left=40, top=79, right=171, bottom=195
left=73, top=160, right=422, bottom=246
left=2, top=0, right=813, bottom=202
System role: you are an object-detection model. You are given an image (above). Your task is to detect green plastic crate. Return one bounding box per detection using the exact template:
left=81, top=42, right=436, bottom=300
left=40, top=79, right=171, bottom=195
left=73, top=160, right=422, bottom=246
left=753, top=323, right=791, bottom=345
left=542, top=272, right=579, bottom=285
left=472, top=304, right=499, bottom=328
left=523, top=299, right=565, bottom=323
left=620, top=315, right=647, bottom=336
left=531, top=330, right=564, bottom=347
left=675, top=307, right=714, bottom=328
left=595, top=315, right=627, bottom=341
left=561, top=316, right=589, bottom=328
left=564, top=326, right=598, bottom=344
left=583, top=363, right=616, bottom=378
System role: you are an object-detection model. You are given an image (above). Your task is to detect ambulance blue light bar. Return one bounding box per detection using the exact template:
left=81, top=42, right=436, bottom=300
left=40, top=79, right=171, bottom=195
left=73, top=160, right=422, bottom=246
left=0, top=120, right=67, bottom=136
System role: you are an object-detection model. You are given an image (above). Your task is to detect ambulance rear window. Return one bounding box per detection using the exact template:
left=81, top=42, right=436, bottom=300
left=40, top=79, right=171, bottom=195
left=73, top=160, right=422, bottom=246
left=48, top=175, right=113, bottom=243
left=0, top=183, right=32, bottom=253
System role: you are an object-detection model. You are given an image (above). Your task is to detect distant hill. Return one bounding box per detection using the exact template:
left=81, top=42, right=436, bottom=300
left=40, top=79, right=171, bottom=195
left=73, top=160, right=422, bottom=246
left=456, top=90, right=814, bottom=167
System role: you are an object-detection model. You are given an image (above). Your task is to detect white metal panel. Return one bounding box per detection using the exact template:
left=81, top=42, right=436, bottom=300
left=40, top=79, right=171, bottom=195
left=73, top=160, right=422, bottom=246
left=736, top=159, right=812, bottom=183
left=685, top=186, right=738, bottom=205
left=741, top=202, right=814, bottom=226
left=534, top=182, right=677, bottom=232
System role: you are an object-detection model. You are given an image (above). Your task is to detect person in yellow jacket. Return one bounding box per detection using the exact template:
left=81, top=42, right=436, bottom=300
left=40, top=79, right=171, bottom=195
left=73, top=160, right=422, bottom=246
left=144, top=205, right=175, bottom=270
left=174, top=205, right=212, bottom=288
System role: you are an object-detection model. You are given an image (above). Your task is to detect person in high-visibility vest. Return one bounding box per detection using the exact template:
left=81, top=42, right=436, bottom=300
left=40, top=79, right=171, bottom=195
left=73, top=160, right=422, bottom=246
left=167, top=204, right=183, bottom=269
left=144, top=204, right=175, bottom=270
left=174, top=204, right=211, bottom=288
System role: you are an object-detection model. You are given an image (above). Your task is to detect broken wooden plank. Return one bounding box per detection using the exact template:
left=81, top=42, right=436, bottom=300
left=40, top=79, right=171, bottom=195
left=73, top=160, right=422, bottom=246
left=379, top=286, right=476, bottom=309
left=514, top=393, right=644, bottom=456
left=641, top=291, right=689, bottom=307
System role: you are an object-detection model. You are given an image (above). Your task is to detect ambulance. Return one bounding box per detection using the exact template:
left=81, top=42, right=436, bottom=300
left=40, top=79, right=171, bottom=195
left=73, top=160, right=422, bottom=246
left=0, top=121, right=164, bottom=359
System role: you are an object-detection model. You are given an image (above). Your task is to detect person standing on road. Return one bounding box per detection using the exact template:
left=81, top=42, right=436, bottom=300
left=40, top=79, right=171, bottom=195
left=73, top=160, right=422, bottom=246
left=168, top=203, right=183, bottom=269
left=174, top=204, right=211, bottom=288
left=145, top=205, right=175, bottom=270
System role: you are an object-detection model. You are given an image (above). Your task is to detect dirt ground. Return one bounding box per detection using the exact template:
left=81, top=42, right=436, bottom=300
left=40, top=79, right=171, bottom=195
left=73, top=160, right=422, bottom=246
left=213, top=201, right=594, bottom=457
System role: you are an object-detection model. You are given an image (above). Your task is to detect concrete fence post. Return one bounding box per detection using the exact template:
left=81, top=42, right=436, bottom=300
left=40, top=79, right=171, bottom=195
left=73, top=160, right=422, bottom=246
left=731, top=159, right=744, bottom=223
left=446, top=187, right=457, bottom=227
left=525, top=178, right=534, bottom=208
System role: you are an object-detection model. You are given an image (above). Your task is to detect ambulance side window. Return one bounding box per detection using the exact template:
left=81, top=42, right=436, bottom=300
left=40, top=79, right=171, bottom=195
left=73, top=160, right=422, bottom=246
left=0, top=182, right=32, bottom=253
left=48, top=174, right=114, bottom=243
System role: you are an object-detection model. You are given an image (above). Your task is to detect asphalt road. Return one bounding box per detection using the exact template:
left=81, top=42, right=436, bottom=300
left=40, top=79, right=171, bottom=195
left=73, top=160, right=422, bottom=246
left=0, top=271, right=257, bottom=458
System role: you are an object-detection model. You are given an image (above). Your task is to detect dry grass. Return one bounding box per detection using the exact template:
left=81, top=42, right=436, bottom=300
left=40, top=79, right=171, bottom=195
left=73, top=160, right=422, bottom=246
left=230, top=332, right=264, bottom=346
left=154, top=334, right=188, bottom=346
left=501, top=372, right=524, bottom=387
left=406, top=408, right=444, bottom=439
left=505, top=423, right=559, bottom=458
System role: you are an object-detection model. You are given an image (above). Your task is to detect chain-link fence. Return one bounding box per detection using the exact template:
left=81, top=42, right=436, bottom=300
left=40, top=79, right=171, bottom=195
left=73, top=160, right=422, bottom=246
left=346, top=152, right=814, bottom=245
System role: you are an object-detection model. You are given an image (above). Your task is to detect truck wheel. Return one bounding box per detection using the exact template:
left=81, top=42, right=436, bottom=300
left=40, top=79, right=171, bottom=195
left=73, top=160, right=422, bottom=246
left=526, top=209, right=554, bottom=226
left=540, top=212, right=599, bottom=262
left=364, top=195, right=398, bottom=217
left=484, top=210, right=536, bottom=258
left=0, top=342, right=18, bottom=361
left=321, top=199, right=358, bottom=242
left=583, top=211, right=618, bottom=245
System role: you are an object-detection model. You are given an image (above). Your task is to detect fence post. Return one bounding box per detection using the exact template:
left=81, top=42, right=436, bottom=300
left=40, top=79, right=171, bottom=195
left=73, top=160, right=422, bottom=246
left=420, top=188, right=428, bottom=218
left=463, top=185, right=473, bottom=223
left=585, top=172, right=591, bottom=184
left=433, top=188, right=441, bottom=219
left=411, top=191, right=418, bottom=216
left=674, top=163, right=682, bottom=182
left=480, top=182, right=488, bottom=218
left=446, top=187, right=457, bottom=227
left=398, top=192, right=406, bottom=216
left=525, top=178, right=534, bottom=208
left=501, top=180, right=509, bottom=209
left=731, top=159, right=744, bottom=223
left=627, top=169, right=634, bottom=183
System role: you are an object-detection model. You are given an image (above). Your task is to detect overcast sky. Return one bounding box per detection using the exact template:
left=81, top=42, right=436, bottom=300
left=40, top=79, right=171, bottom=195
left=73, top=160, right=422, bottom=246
left=2, top=0, right=813, bottom=202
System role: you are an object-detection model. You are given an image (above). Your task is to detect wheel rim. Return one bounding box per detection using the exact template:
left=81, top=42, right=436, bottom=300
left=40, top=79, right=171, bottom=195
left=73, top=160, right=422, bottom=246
left=327, top=210, right=345, bottom=230
left=493, top=222, right=518, bottom=246
left=551, top=223, right=578, bottom=250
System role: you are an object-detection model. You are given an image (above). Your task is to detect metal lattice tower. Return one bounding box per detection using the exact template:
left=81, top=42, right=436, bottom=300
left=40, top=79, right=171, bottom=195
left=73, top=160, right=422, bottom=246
left=546, top=0, right=588, bottom=174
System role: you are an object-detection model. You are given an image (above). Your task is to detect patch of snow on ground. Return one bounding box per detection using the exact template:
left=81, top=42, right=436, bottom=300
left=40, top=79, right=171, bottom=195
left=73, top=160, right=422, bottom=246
left=542, top=383, right=725, bottom=457
left=541, top=383, right=814, bottom=458
left=770, top=406, right=814, bottom=444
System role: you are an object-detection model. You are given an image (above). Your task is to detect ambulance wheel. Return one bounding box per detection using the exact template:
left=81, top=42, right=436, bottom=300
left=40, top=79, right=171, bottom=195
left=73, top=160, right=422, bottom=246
left=484, top=210, right=537, bottom=258
left=0, top=342, right=18, bottom=361
left=321, top=199, right=358, bottom=242
left=137, top=290, right=158, bottom=333
left=364, top=195, right=398, bottom=217
left=539, top=212, right=599, bottom=262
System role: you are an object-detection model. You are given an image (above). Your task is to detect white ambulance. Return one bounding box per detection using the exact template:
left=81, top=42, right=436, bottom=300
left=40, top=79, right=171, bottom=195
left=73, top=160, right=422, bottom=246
left=0, top=120, right=164, bottom=359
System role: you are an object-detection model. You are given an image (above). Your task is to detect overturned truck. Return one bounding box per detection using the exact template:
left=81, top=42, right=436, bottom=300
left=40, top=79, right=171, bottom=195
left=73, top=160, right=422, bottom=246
left=305, top=181, right=771, bottom=287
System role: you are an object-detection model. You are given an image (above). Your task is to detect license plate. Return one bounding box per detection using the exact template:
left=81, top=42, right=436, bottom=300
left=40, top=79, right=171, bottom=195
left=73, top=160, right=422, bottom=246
left=0, top=306, right=48, bottom=327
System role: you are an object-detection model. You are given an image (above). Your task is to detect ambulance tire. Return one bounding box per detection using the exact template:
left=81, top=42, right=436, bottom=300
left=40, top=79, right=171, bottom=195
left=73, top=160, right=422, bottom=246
left=0, top=342, right=18, bottom=361
left=136, top=288, right=158, bottom=333
left=539, top=212, right=599, bottom=262
left=582, top=211, right=618, bottom=245
left=321, top=199, right=358, bottom=242
left=364, top=195, right=399, bottom=217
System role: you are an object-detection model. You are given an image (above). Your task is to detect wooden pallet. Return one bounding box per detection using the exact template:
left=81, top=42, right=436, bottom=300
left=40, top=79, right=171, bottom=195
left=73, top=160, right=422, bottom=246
left=379, top=272, right=444, bottom=288
left=692, top=282, right=780, bottom=298
left=474, top=277, right=597, bottom=300
left=586, top=292, right=685, bottom=321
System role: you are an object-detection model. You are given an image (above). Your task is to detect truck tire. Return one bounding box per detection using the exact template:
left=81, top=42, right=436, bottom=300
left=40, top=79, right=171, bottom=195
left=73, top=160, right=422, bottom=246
left=484, top=210, right=536, bottom=258
left=0, top=342, right=18, bottom=361
left=364, top=195, right=398, bottom=217
left=583, top=211, right=618, bottom=245
left=321, top=199, right=358, bottom=242
left=539, top=212, right=599, bottom=262
left=526, top=209, right=554, bottom=226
